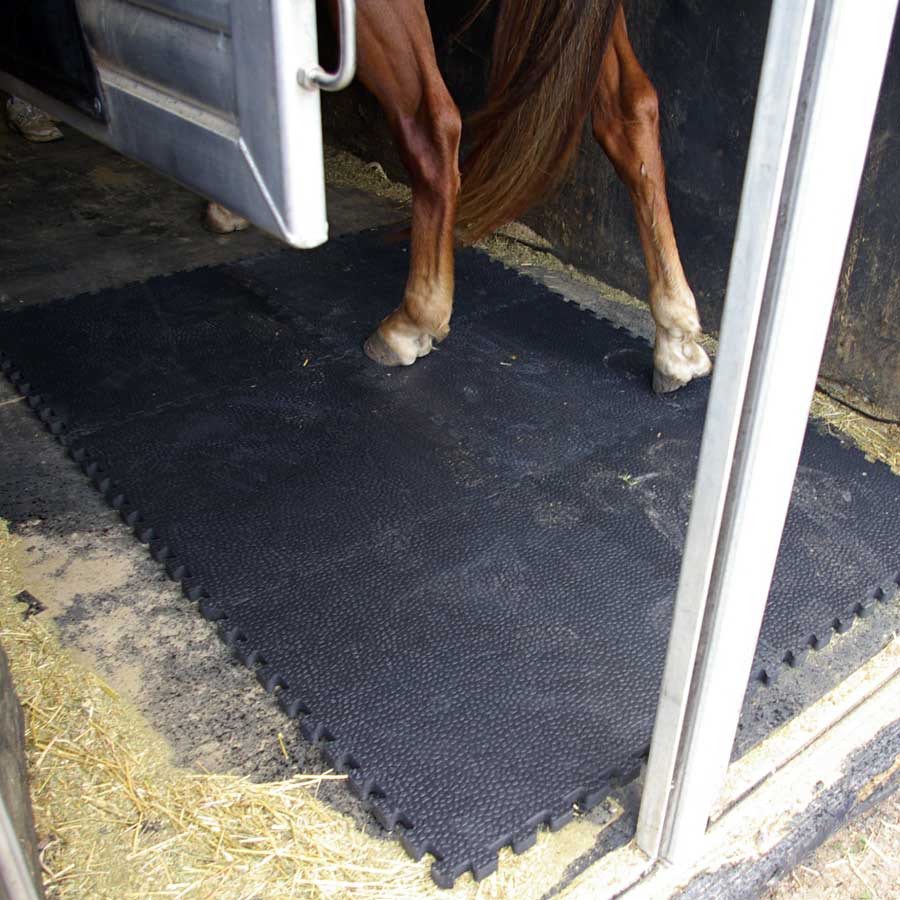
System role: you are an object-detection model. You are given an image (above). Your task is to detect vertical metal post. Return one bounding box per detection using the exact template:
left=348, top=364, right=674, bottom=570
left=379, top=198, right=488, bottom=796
left=0, top=795, right=43, bottom=900
left=637, top=0, right=899, bottom=865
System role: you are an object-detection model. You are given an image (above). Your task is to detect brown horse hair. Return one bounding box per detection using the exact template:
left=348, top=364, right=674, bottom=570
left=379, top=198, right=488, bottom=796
left=457, top=0, right=620, bottom=242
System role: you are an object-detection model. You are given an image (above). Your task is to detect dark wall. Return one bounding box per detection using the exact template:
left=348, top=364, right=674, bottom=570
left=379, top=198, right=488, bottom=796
left=0, top=0, right=104, bottom=119
left=323, top=0, right=900, bottom=415
left=824, top=36, right=900, bottom=413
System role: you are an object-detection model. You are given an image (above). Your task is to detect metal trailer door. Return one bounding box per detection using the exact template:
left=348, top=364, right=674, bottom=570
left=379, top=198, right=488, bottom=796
left=0, top=0, right=356, bottom=249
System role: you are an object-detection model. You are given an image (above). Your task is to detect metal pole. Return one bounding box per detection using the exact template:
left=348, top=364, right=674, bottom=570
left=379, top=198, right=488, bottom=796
left=0, top=797, right=43, bottom=900
left=636, top=0, right=899, bottom=865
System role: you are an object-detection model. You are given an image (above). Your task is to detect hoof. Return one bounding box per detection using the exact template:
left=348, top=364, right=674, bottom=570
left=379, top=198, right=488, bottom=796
left=652, top=336, right=712, bottom=394
left=204, top=202, right=249, bottom=234
left=364, top=330, right=406, bottom=367
left=653, top=368, right=689, bottom=394
left=364, top=328, right=433, bottom=367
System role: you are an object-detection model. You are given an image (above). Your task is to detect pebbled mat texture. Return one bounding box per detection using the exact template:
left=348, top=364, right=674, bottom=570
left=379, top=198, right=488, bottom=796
left=2, top=232, right=899, bottom=886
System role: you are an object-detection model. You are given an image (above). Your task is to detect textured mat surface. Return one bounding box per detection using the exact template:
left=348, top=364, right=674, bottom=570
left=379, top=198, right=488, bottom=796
left=2, top=232, right=899, bottom=886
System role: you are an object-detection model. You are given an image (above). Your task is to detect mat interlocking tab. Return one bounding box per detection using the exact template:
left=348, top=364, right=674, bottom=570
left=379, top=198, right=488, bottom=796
left=2, top=232, right=899, bottom=886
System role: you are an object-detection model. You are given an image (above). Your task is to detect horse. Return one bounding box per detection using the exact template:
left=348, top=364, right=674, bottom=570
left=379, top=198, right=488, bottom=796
left=207, top=0, right=712, bottom=394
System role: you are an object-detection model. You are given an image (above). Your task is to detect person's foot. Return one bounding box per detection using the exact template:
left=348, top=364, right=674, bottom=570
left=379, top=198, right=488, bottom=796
left=6, top=98, right=64, bottom=143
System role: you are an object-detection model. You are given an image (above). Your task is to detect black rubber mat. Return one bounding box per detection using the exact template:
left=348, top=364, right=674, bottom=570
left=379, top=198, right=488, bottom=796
left=2, top=233, right=899, bottom=886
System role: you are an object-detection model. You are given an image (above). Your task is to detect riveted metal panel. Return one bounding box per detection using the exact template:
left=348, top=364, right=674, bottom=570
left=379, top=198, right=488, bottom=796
left=78, top=0, right=236, bottom=117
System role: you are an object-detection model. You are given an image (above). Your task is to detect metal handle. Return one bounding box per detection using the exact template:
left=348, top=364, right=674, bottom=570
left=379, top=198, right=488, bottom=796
left=298, top=0, right=356, bottom=92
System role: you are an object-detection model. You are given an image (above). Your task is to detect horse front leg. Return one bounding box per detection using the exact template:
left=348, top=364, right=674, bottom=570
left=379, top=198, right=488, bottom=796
left=592, top=7, right=711, bottom=393
left=353, top=0, right=462, bottom=366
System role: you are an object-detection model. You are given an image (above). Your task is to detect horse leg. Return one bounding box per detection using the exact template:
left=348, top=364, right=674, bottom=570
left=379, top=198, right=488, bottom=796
left=354, top=0, right=462, bottom=366
left=205, top=1, right=459, bottom=365
left=592, top=7, right=711, bottom=393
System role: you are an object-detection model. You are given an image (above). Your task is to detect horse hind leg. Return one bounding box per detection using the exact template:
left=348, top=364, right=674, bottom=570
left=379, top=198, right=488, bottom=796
left=591, top=7, right=711, bottom=393
left=352, top=0, right=462, bottom=366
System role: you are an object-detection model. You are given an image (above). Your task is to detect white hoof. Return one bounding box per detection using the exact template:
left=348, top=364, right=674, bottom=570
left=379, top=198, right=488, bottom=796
left=653, top=331, right=712, bottom=393
left=364, top=328, right=433, bottom=367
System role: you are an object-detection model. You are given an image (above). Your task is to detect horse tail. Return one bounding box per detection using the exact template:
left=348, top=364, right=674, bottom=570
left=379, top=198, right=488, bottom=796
left=457, top=0, right=619, bottom=242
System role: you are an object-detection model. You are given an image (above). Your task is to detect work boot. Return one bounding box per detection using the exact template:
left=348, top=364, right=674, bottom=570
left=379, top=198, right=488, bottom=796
left=6, top=97, right=63, bottom=142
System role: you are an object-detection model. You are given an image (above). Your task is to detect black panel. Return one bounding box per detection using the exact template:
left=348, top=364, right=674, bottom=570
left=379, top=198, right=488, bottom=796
left=1, top=232, right=899, bottom=886
left=0, top=0, right=105, bottom=120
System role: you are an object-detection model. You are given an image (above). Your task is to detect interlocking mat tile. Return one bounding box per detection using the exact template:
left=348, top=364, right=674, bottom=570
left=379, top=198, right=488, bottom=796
left=2, top=233, right=899, bottom=886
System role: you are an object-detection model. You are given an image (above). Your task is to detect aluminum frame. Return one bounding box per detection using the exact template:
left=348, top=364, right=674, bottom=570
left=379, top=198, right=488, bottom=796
left=0, top=795, right=42, bottom=900
left=0, top=0, right=344, bottom=249
left=637, top=0, right=900, bottom=865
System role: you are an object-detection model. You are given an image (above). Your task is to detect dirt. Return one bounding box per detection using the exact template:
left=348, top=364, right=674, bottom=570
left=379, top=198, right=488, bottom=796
left=11, top=514, right=333, bottom=782
left=764, top=792, right=900, bottom=900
